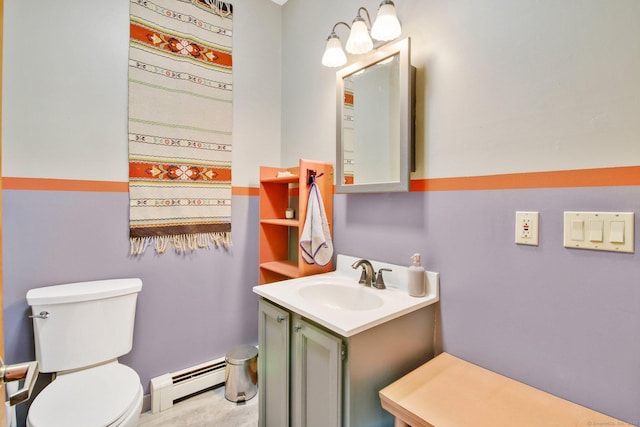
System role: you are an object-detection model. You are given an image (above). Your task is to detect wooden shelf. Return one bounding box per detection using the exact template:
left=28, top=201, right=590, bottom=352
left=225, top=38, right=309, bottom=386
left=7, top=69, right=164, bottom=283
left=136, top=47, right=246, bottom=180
left=260, top=175, right=299, bottom=184
left=258, top=160, right=334, bottom=285
left=260, top=219, right=299, bottom=227
left=260, top=167, right=300, bottom=184
left=260, top=261, right=301, bottom=279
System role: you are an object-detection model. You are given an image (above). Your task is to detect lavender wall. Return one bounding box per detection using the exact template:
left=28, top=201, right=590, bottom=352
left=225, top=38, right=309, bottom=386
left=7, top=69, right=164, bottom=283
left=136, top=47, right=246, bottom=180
left=333, top=186, right=640, bottom=423
left=2, top=190, right=260, bottom=396
left=5, top=183, right=639, bottom=423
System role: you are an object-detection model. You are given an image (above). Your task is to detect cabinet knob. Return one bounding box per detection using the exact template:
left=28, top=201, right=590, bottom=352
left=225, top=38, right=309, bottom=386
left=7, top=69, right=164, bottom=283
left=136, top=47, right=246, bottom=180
left=294, top=324, right=302, bottom=331
left=277, top=315, right=285, bottom=323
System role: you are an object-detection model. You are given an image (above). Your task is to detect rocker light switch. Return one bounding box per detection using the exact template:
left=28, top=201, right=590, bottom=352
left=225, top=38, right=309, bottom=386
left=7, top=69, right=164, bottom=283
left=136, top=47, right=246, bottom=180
left=570, top=219, right=584, bottom=241
left=589, top=220, right=603, bottom=242
left=609, top=221, right=625, bottom=244
left=564, top=212, right=634, bottom=253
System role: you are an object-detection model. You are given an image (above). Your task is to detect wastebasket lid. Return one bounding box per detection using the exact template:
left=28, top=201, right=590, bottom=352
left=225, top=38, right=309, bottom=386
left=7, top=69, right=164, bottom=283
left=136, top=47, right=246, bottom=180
left=226, top=345, right=258, bottom=364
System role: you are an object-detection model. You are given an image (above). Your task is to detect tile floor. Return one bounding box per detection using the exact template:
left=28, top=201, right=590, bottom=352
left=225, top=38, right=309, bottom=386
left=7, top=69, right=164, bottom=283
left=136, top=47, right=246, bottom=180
left=137, top=386, right=258, bottom=426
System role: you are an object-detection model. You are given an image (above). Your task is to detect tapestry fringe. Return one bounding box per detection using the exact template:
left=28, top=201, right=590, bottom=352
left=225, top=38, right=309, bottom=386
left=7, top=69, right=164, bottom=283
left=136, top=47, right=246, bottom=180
left=199, top=0, right=232, bottom=17
left=130, top=232, right=231, bottom=256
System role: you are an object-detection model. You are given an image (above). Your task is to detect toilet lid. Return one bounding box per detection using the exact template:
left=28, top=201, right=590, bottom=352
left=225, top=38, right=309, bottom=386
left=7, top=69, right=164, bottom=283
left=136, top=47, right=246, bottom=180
left=28, top=362, right=141, bottom=427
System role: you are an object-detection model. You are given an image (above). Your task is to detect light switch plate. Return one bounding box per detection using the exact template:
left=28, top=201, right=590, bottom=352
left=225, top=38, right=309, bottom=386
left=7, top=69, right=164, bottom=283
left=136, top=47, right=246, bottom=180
left=515, top=211, right=539, bottom=246
left=563, top=211, right=634, bottom=253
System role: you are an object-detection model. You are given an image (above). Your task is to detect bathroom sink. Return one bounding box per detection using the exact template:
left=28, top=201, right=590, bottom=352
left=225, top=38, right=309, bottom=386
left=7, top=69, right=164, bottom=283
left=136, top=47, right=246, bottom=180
left=298, top=284, right=384, bottom=311
left=253, top=254, right=440, bottom=336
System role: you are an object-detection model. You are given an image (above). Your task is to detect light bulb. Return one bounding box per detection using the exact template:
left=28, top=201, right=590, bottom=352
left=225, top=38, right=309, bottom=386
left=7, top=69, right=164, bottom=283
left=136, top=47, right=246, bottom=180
left=371, top=1, right=401, bottom=41
left=345, top=18, right=373, bottom=54
left=322, top=34, right=347, bottom=67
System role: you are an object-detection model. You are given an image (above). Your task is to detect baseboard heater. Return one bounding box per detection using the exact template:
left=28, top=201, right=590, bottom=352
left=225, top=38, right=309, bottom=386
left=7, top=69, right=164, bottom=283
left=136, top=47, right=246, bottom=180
left=150, top=357, right=226, bottom=413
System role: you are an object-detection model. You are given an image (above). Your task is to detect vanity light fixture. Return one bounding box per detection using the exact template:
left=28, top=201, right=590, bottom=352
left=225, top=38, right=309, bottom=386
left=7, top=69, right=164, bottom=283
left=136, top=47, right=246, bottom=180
left=370, top=0, right=402, bottom=41
left=345, top=8, right=374, bottom=55
left=321, top=0, right=402, bottom=68
left=322, top=22, right=351, bottom=68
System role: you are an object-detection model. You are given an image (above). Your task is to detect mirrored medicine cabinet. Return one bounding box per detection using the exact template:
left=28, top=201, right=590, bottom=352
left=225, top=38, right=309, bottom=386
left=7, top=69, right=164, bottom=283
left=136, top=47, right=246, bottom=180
left=335, top=37, right=415, bottom=193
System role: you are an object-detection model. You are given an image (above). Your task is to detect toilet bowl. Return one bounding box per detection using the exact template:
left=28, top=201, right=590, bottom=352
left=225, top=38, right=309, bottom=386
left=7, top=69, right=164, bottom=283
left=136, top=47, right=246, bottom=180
left=26, top=361, right=143, bottom=427
left=25, top=279, right=144, bottom=427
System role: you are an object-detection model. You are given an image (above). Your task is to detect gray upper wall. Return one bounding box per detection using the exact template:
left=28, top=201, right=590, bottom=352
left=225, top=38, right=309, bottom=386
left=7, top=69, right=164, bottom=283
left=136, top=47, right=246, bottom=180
left=280, top=0, right=640, bottom=175
left=2, top=0, right=283, bottom=187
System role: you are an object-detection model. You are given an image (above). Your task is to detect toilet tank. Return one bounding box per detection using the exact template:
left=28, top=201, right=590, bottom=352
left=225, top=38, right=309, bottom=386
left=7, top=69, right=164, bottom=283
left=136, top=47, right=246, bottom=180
left=26, top=278, right=143, bottom=373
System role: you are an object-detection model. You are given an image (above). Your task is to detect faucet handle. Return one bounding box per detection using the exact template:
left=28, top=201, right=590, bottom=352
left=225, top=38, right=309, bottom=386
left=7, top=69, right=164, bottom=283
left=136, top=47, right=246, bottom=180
left=374, top=268, right=392, bottom=289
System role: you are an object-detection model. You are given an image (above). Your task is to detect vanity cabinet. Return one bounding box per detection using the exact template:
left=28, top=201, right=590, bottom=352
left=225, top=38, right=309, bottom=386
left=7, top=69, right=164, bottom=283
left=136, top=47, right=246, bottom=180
left=258, top=299, right=290, bottom=427
left=258, top=159, right=334, bottom=284
left=257, top=297, right=436, bottom=427
left=258, top=299, right=343, bottom=427
left=291, top=315, right=343, bottom=427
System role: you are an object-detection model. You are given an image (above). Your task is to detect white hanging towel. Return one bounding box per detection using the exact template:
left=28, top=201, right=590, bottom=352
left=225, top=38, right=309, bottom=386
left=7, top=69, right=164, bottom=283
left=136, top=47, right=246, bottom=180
left=299, top=181, right=333, bottom=266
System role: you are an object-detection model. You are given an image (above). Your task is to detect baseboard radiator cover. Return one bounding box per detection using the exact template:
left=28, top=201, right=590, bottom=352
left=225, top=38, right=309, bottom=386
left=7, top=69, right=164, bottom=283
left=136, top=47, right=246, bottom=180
left=150, top=356, right=226, bottom=413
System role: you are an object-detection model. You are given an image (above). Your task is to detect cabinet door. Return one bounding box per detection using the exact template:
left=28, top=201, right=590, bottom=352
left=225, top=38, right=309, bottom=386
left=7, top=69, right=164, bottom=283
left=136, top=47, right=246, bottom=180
left=258, top=299, right=290, bottom=427
left=291, top=315, right=343, bottom=427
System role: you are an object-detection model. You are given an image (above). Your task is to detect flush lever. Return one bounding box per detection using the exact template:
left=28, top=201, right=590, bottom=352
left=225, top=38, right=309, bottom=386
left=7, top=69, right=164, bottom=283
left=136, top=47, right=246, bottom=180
left=0, top=358, right=39, bottom=406
left=29, top=311, right=50, bottom=319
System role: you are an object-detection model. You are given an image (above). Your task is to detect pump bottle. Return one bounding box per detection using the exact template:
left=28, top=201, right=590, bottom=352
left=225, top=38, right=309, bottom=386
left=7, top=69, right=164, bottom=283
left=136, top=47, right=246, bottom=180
left=408, top=253, right=426, bottom=297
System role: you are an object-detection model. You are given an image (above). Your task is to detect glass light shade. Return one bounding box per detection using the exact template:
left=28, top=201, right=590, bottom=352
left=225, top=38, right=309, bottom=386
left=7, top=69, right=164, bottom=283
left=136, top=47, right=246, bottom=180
left=345, top=19, right=373, bottom=54
left=322, top=35, right=347, bottom=67
left=371, top=3, right=402, bottom=41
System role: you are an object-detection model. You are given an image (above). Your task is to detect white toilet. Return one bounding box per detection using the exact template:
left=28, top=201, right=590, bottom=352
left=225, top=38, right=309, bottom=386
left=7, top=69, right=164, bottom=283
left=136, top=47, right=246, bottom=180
left=25, top=278, right=144, bottom=427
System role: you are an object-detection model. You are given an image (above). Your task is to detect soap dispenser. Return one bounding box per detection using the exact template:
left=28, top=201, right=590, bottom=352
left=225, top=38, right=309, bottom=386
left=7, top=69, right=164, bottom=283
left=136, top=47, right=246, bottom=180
left=408, top=253, right=426, bottom=297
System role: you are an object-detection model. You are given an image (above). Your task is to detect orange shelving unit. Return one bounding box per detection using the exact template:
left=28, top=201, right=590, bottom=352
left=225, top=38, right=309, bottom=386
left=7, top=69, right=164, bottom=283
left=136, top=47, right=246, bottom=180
left=258, top=159, right=334, bottom=284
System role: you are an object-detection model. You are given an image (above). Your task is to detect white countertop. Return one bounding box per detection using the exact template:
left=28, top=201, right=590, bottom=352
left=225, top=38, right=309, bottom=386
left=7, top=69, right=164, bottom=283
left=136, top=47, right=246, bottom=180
left=253, top=254, right=439, bottom=337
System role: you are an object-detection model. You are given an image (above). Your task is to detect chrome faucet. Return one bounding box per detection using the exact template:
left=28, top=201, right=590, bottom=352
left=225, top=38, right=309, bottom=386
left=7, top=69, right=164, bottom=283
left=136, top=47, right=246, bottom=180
left=351, top=259, right=375, bottom=287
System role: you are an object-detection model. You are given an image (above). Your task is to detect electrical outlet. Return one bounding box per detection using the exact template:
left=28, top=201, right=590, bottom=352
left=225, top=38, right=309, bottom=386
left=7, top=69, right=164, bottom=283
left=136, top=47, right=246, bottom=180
left=515, top=211, right=539, bottom=246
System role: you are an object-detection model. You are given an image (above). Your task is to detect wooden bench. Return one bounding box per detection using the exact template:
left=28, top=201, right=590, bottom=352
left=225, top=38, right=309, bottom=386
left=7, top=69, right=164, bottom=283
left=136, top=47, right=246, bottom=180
left=380, top=352, right=630, bottom=427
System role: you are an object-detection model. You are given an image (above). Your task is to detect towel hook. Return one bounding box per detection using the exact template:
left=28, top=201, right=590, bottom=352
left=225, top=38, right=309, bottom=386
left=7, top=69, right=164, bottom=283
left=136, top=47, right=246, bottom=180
left=306, top=169, right=324, bottom=186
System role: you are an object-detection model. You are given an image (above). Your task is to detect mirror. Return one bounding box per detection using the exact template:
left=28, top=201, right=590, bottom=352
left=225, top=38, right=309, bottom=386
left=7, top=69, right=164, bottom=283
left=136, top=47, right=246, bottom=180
left=336, top=37, right=414, bottom=193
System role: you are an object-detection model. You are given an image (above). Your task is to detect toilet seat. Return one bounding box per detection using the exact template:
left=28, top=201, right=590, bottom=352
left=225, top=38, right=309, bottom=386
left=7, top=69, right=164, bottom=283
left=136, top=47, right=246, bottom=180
left=27, top=361, right=142, bottom=427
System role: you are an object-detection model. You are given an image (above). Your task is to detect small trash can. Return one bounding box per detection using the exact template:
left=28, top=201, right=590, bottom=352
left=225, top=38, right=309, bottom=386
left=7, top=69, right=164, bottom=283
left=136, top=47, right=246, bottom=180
left=224, top=344, right=258, bottom=403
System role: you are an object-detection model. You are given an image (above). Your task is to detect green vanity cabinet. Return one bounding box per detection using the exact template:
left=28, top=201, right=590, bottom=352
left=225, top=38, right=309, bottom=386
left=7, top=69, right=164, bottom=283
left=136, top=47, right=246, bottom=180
left=258, top=297, right=436, bottom=427
left=291, top=314, right=344, bottom=427
left=258, top=298, right=343, bottom=427
left=258, top=298, right=291, bottom=427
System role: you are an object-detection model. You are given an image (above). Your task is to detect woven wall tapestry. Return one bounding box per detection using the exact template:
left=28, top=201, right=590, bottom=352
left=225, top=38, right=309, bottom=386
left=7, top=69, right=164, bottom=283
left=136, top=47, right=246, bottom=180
left=128, top=0, right=233, bottom=255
